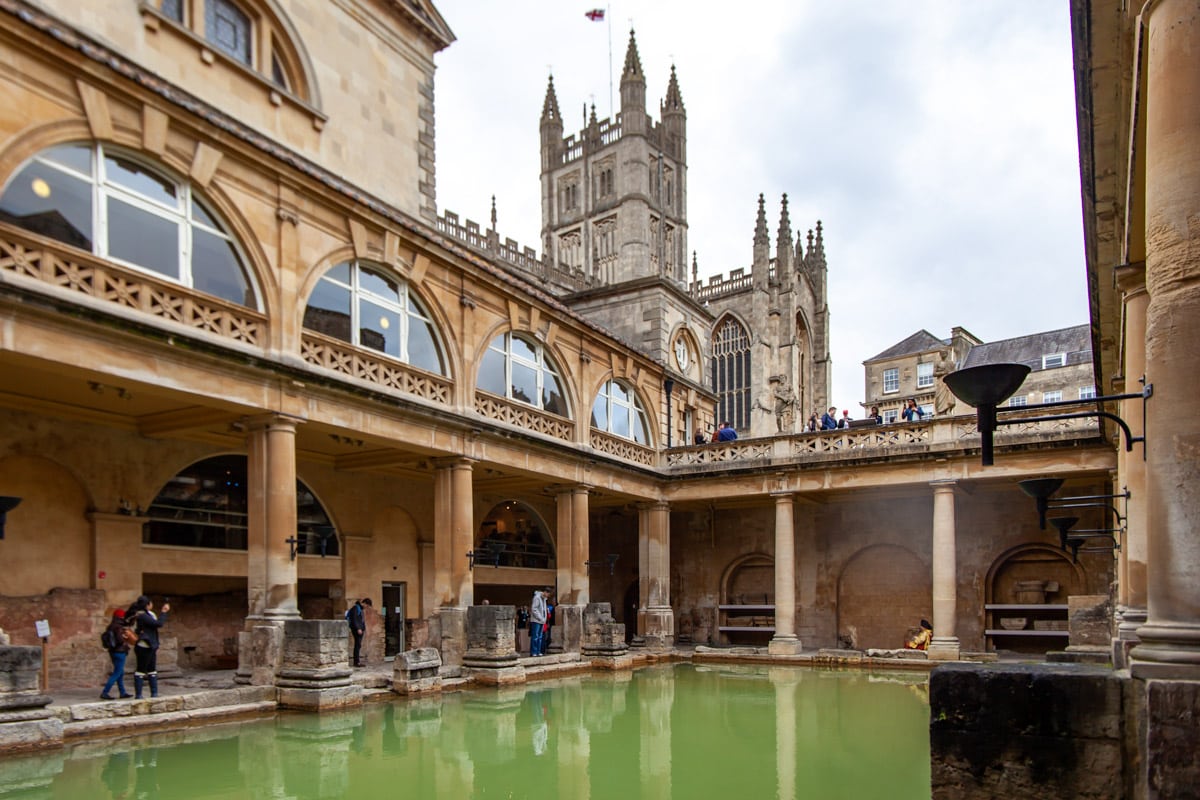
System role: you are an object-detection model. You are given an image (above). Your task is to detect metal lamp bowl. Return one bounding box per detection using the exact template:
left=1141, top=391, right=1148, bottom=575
left=943, top=363, right=1031, bottom=407
left=1018, top=478, right=1065, bottom=500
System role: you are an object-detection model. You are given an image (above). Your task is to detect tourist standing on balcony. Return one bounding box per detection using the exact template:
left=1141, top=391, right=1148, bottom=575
left=717, top=421, right=738, bottom=441
left=870, top=406, right=883, bottom=424
left=901, top=398, right=925, bottom=422
left=530, top=589, right=547, bottom=656
left=821, top=406, right=839, bottom=430
left=807, top=412, right=819, bottom=431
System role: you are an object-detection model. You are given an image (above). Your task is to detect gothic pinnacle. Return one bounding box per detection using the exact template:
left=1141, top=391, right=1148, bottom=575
left=541, top=75, right=561, bottom=122
left=663, top=64, right=684, bottom=112
left=754, top=193, right=769, bottom=247
left=622, top=29, right=644, bottom=81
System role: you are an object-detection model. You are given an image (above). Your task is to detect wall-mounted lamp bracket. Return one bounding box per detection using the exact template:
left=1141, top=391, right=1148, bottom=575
left=286, top=535, right=299, bottom=561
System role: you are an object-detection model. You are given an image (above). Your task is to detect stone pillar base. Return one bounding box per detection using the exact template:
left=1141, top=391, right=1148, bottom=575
left=1144, top=678, right=1200, bottom=797
left=642, top=606, right=675, bottom=652
left=393, top=647, right=443, bottom=696
left=235, top=621, right=285, bottom=686
left=466, top=665, right=526, bottom=686
left=1130, top=622, right=1200, bottom=680
left=1112, top=606, right=1146, bottom=670
left=582, top=603, right=629, bottom=658
left=557, top=605, right=583, bottom=654
left=275, top=620, right=362, bottom=711
left=0, top=647, right=62, bottom=753
left=768, top=636, right=802, bottom=656
left=927, top=636, right=961, bottom=661
left=588, top=653, right=635, bottom=670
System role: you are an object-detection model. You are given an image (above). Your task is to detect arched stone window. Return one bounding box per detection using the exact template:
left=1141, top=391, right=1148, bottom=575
left=144, top=454, right=337, bottom=555
left=0, top=143, right=257, bottom=307
left=712, top=316, right=751, bottom=430
left=147, top=0, right=311, bottom=98
left=478, top=332, right=569, bottom=417
left=591, top=379, right=650, bottom=444
left=303, top=260, right=445, bottom=375
left=476, top=501, right=555, bottom=570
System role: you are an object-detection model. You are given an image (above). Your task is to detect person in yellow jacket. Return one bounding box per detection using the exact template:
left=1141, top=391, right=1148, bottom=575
left=905, top=619, right=933, bottom=651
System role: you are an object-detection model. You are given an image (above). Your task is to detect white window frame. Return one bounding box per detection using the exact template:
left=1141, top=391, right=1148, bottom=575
left=882, top=367, right=900, bottom=394
left=482, top=333, right=569, bottom=416
left=1008, top=395, right=1028, bottom=407
left=1078, top=385, right=1096, bottom=400
left=883, top=409, right=899, bottom=424
left=306, top=261, right=444, bottom=373
left=591, top=379, right=650, bottom=445
left=2, top=143, right=257, bottom=307
left=916, top=362, right=934, bottom=389
left=1043, top=390, right=1063, bottom=403
left=1042, top=353, right=1066, bottom=369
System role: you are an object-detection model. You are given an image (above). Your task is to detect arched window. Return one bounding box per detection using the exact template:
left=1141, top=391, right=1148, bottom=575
left=148, top=0, right=303, bottom=94
left=712, top=316, right=751, bottom=430
left=478, top=332, right=568, bottom=417
left=591, top=379, right=650, bottom=444
left=303, top=260, right=445, bottom=375
left=0, top=143, right=256, bottom=307
left=143, top=455, right=337, bottom=555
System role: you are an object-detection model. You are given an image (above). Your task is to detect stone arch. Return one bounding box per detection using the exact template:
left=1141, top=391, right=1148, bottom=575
left=719, top=552, right=774, bottom=604
left=986, top=543, right=1084, bottom=605
left=837, top=544, right=930, bottom=650
left=587, top=372, right=656, bottom=448
left=0, top=454, right=92, bottom=595
left=477, top=499, right=556, bottom=570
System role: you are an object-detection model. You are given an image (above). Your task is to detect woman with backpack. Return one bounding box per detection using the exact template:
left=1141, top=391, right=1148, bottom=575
left=99, top=608, right=133, bottom=700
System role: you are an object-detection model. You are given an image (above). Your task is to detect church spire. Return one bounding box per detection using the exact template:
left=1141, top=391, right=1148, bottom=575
left=754, top=193, right=769, bottom=248
left=540, top=74, right=561, bottom=125
left=662, top=65, right=684, bottom=112
left=620, top=30, right=647, bottom=134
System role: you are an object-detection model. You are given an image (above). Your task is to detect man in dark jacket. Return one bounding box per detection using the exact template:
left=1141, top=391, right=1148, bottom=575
left=347, top=598, right=371, bottom=667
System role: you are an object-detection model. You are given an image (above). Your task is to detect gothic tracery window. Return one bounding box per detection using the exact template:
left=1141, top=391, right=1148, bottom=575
left=712, top=316, right=752, bottom=430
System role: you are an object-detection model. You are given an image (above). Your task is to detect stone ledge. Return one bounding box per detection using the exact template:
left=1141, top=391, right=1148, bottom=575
left=63, top=701, right=275, bottom=738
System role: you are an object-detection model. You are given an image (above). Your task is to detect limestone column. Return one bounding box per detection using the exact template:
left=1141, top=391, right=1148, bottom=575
left=637, top=501, right=674, bottom=648
left=245, top=415, right=302, bottom=621
left=555, top=488, right=575, bottom=602
left=1132, top=0, right=1200, bottom=677
left=769, top=492, right=801, bottom=655
left=433, top=458, right=475, bottom=609
left=928, top=479, right=960, bottom=660
left=571, top=486, right=590, bottom=605
left=1113, top=264, right=1148, bottom=667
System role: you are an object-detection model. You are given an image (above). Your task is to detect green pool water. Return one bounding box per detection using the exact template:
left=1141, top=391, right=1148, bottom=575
left=0, top=664, right=931, bottom=799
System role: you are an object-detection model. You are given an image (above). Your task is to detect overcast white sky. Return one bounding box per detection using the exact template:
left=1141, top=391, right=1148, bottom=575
left=431, top=2, right=1088, bottom=411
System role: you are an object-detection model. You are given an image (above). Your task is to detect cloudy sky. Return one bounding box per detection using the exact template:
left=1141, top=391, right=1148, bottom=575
left=431, top=2, right=1088, bottom=410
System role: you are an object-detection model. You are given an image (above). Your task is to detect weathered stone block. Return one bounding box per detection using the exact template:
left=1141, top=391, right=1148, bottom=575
left=1068, top=594, right=1111, bottom=648
left=582, top=603, right=628, bottom=657
left=277, top=684, right=363, bottom=711
left=0, top=647, right=43, bottom=693
left=0, top=717, right=63, bottom=753
left=1146, top=679, right=1200, bottom=799
left=393, top=646, right=443, bottom=696
left=930, top=663, right=1124, bottom=800
left=437, top=607, right=465, bottom=672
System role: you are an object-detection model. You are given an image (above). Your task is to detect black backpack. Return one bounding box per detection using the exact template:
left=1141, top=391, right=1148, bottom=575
left=100, top=627, right=118, bottom=650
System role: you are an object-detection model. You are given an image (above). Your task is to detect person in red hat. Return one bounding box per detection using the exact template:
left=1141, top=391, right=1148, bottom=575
left=100, top=608, right=133, bottom=700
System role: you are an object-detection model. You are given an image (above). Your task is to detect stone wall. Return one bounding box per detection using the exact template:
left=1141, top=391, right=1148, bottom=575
left=0, top=588, right=110, bottom=689
left=930, top=663, right=1126, bottom=799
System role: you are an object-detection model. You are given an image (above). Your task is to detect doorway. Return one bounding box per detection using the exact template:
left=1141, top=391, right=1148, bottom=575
left=381, top=582, right=406, bottom=659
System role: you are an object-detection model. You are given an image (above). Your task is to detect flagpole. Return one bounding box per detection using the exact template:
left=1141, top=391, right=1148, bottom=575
left=607, top=4, right=613, bottom=120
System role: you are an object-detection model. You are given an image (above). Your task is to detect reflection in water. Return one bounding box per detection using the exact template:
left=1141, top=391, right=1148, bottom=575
left=0, top=665, right=930, bottom=800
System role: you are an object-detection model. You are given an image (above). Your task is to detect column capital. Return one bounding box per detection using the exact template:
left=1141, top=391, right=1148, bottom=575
left=432, top=456, right=476, bottom=471
left=770, top=490, right=795, bottom=500
left=634, top=500, right=670, bottom=512
left=242, top=412, right=305, bottom=432
left=551, top=483, right=593, bottom=497
left=930, top=478, right=958, bottom=493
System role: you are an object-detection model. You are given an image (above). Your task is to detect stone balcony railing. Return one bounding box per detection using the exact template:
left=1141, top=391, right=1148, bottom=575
left=665, top=405, right=1104, bottom=472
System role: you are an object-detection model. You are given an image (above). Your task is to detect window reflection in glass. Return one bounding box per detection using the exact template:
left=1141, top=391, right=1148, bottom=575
left=107, top=196, right=180, bottom=278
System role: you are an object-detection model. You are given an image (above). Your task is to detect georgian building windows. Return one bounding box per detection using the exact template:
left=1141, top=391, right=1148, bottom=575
left=712, top=316, right=751, bottom=430
left=0, top=143, right=256, bottom=307
left=917, top=362, right=934, bottom=388
left=592, top=379, right=650, bottom=444
left=478, top=332, right=569, bottom=417
left=883, top=367, right=900, bottom=394
left=303, top=261, right=445, bottom=375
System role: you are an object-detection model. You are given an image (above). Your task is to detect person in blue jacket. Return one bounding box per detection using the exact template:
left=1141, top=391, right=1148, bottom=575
left=126, top=595, right=169, bottom=699
left=821, top=406, right=839, bottom=430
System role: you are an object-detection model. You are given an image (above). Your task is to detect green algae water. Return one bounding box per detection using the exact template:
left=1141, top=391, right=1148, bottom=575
left=0, top=664, right=930, bottom=799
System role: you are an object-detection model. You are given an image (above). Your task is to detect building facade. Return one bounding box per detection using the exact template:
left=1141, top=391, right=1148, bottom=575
left=0, top=0, right=1118, bottom=698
